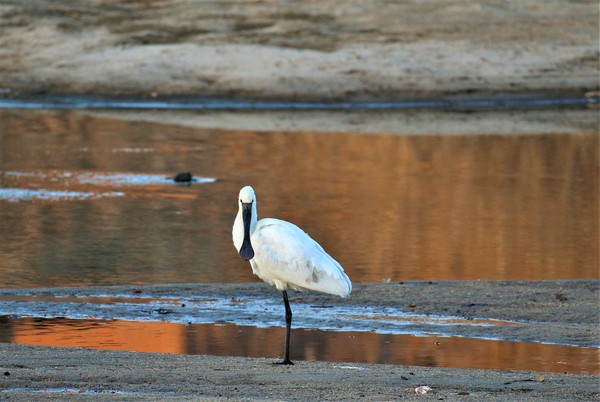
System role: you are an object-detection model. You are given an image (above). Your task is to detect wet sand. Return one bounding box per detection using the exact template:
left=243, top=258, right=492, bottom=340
left=2, top=281, right=599, bottom=348
left=2, top=343, right=598, bottom=401
left=1, top=282, right=599, bottom=400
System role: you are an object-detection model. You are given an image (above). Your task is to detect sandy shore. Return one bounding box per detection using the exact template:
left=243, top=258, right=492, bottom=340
left=2, top=343, right=599, bottom=401
left=0, top=0, right=598, bottom=100
left=1, top=1, right=598, bottom=135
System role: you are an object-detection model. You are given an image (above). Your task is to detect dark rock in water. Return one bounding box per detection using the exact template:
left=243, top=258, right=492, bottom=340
left=173, top=172, right=193, bottom=183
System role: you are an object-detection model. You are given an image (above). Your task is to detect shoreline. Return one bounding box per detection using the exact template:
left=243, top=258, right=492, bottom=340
left=1, top=343, right=599, bottom=401
left=1, top=281, right=598, bottom=347
left=1, top=91, right=595, bottom=109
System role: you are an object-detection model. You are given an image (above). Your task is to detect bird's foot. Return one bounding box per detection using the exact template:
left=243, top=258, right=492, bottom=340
left=274, top=358, right=294, bottom=365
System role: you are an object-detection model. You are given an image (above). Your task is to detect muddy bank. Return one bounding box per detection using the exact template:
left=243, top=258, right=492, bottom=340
left=1, top=343, right=598, bottom=401
left=0, top=0, right=598, bottom=100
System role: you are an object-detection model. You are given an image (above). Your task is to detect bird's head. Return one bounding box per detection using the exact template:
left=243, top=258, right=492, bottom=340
left=239, top=185, right=256, bottom=205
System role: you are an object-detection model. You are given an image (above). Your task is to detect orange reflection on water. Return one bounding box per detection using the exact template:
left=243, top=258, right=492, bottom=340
left=0, top=110, right=597, bottom=287
left=0, top=318, right=186, bottom=354
left=1, top=317, right=597, bottom=374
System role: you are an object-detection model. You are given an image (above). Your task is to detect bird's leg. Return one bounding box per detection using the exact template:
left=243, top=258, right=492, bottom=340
left=275, top=290, right=294, bottom=365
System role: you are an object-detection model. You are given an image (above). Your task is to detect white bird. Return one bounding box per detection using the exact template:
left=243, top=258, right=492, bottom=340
left=232, top=185, right=352, bottom=365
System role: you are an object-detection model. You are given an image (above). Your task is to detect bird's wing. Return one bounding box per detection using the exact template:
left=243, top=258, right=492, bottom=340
left=251, top=219, right=351, bottom=297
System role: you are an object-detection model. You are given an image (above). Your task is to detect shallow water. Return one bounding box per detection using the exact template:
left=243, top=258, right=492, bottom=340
left=0, top=110, right=597, bottom=287
left=0, top=94, right=592, bottom=110
left=0, top=109, right=598, bottom=372
left=1, top=317, right=597, bottom=374
left=0, top=292, right=526, bottom=337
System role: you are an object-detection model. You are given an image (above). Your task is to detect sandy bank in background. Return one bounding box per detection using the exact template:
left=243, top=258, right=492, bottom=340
left=0, top=0, right=598, bottom=100
left=2, top=1, right=598, bottom=135
left=85, top=108, right=599, bottom=136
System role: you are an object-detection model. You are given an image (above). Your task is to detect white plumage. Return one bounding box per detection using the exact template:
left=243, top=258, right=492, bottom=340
left=232, top=185, right=351, bottom=364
